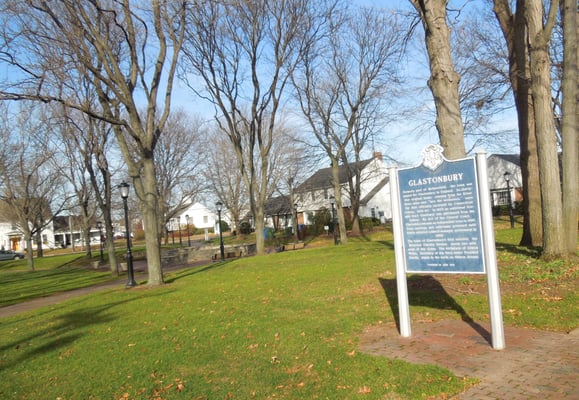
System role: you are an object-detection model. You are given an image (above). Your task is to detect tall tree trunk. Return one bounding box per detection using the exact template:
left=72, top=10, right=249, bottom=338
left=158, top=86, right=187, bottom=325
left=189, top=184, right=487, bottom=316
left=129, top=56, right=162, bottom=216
left=493, top=0, right=543, bottom=247
left=135, top=158, right=164, bottom=286
left=331, top=160, right=348, bottom=244
left=25, top=235, right=34, bottom=272
left=561, top=0, right=578, bottom=255
left=410, top=0, right=466, bottom=160
left=527, top=0, right=565, bottom=259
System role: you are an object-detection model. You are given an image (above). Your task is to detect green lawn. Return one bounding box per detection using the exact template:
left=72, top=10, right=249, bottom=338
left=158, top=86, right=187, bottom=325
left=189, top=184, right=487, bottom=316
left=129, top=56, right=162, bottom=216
left=0, top=227, right=576, bottom=399
left=0, top=253, right=117, bottom=307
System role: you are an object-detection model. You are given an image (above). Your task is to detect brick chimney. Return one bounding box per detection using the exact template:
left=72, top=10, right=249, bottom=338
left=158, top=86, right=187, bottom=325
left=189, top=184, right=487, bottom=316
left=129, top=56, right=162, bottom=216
left=373, top=151, right=383, bottom=160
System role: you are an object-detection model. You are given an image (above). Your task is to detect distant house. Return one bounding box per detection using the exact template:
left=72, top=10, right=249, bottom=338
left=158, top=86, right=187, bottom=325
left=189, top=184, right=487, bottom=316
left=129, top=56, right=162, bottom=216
left=264, top=195, right=294, bottom=231
left=0, top=200, right=56, bottom=251
left=295, top=152, right=392, bottom=225
left=173, top=202, right=224, bottom=234
left=486, top=154, right=523, bottom=208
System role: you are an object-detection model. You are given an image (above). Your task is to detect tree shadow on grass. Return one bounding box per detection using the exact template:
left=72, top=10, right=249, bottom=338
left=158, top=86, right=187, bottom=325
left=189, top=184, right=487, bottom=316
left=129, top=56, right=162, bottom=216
left=494, top=241, right=541, bottom=257
left=0, top=293, right=165, bottom=371
left=163, top=260, right=233, bottom=284
left=379, top=275, right=491, bottom=345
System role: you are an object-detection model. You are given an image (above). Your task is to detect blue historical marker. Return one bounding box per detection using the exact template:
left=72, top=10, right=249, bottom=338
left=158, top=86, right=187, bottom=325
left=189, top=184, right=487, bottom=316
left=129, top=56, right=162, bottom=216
left=389, top=145, right=504, bottom=348
left=397, top=146, right=485, bottom=273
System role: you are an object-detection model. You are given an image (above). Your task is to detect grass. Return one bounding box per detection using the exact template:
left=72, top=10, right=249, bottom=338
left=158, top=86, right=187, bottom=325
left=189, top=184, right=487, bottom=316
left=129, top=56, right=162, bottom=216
left=0, top=225, right=577, bottom=399
left=0, top=253, right=119, bottom=307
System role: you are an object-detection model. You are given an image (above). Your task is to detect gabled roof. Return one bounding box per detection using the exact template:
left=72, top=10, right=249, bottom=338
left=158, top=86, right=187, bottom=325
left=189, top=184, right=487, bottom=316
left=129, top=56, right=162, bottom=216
left=296, top=158, right=374, bottom=192
left=488, top=154, right=520, bottom=166
left=264, top=195, right=292, bottom=216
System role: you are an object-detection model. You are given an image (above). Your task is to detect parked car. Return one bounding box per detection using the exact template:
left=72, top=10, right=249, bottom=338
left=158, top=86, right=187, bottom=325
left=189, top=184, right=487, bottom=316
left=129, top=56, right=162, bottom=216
left=0, top=249, right=25, bottom=261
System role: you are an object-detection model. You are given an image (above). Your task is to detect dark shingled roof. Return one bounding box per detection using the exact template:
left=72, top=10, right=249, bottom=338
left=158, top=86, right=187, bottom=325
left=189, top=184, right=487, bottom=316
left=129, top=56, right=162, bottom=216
left=264, top=196, right=292, bottom=216
left=296, top=159, right=374, bottom=192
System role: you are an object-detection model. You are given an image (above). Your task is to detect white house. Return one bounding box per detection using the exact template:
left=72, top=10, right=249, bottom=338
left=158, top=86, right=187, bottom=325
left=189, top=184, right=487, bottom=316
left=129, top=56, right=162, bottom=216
left=295, top=152, right=392, bottom=224
left=0, top=220, right=56, bottom=251
left=486, top=154, right=523, bottom=207
left=172, top=202, right=229, bottom=234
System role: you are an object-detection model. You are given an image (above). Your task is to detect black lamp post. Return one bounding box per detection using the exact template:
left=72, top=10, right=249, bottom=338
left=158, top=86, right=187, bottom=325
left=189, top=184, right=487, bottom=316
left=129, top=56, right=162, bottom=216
left=119, top=181, right=137, bottom=287
left=96, top=220, right=104, bottom=263
left=294, top=203, right=299, bottom=241
left=178, top=217, right=182, bottom=247
left=185, top=214, right=191, bottom=247
left=216, top=201, right=225, bottom=261
left=170, top=219, right=175, bottom=245
left=504, top=172, right=515, bottom=229
left=330, top=196, right=338, bottom=245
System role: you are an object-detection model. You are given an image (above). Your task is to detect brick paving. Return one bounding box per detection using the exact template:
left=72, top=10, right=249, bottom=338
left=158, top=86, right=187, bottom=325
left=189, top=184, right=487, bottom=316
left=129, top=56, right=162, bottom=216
left=359, top=320, right=579, bottom=399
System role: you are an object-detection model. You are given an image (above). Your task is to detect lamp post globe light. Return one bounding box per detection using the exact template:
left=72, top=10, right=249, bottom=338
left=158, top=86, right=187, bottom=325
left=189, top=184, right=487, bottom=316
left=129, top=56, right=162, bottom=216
left=216, top=201, right=225, bottom=261
left=329, top=196, right=338, bottom=245
left=96, top=220, right=104, bottom=263
left=119, top=181, right=137, bottom=288
left=504, top=171, right=515, bottom=229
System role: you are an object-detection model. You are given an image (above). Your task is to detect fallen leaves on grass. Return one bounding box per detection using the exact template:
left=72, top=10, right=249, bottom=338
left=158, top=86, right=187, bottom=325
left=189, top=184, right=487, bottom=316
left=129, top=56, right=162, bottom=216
left=358, top=385, right=372, bottom=394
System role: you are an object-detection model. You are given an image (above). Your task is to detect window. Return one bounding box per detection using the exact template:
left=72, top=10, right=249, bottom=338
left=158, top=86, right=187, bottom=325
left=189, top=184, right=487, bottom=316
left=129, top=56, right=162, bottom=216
left=203, top=215, right=208, bottom=224
left=371, top=208, right=376, bottom=218
left=495, top=190, right=510, bottom=206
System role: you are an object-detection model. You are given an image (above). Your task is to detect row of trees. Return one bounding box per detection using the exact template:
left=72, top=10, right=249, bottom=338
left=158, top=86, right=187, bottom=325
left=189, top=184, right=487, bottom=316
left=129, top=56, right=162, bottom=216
left=0, top=1, right=576, bottom=284
left=410, top=0, right=577, bottom=259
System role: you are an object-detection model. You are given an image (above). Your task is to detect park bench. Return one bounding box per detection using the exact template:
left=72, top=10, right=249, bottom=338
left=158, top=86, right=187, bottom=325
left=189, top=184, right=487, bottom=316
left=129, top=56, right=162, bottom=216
left=212, top=250, right=242, bottom=261
left=284, top=242, right=305, bottom=251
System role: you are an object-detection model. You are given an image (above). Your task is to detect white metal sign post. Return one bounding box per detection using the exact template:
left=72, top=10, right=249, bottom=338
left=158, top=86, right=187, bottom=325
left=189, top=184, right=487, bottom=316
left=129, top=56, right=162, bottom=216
left=389, top=145, right=505, bottom=349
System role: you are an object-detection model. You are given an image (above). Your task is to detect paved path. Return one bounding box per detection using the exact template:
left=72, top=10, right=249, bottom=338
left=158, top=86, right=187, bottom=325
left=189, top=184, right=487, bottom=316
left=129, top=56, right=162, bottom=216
left=360, top=320, right=578, bottom=399
left=0, top=260, right=197, bottom=319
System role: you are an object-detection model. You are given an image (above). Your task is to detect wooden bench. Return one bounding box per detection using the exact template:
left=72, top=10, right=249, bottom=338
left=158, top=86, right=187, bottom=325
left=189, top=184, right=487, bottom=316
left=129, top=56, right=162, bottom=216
left=212, top=250, right=242, bottom=261
left=285, top=242, right=305, bottom=251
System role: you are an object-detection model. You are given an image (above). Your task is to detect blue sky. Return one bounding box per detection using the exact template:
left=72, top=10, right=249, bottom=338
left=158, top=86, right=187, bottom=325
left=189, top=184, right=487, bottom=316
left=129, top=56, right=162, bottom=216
left=171, top=0, right=519, bottom=165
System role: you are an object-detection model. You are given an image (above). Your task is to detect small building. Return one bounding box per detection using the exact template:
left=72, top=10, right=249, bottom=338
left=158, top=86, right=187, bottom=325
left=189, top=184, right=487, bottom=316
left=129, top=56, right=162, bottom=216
left=486, top=154, right=522, bottom=208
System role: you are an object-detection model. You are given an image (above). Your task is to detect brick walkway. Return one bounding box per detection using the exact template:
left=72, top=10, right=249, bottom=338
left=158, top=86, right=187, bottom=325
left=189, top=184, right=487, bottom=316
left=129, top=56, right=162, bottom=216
left=359, top=320, right=579, bottom=399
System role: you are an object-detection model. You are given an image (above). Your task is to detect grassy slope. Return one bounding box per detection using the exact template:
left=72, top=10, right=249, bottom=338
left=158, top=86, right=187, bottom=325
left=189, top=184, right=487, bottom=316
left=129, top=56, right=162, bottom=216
left=0, top=237, right=475, bottom=399
left=0, top=227, right=576, bottom=399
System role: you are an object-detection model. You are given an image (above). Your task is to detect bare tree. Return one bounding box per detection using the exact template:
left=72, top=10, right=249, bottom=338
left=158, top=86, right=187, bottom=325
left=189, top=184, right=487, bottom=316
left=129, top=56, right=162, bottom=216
left=155, top=110, right=208, bottom=243
left=560, top=0, right=578, bottom=255
left=493, top=0, right=543, bottom=247
left=408, top=0, right=466, bottom=160
left=293, top=6, right=403, bottom=242
left=527, top=0, right=565, bottom=259
left=51, top=102, right=122, bottom=272
left=205, top=130, right=249, bottom=234
left=0, top=104, right=66, bottom=270
left=180, top=0, right=333, bottom=255
left=0, top=1, right=186, bottom=285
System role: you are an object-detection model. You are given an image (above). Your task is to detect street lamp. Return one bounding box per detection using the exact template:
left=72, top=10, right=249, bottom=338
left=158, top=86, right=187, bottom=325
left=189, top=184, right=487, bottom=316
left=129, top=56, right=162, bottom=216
left=185, top=214, right=191, bottom=247
left=119, top=181, right=137, bottom=288
left=330, top=196, right=338, bottom=245
left=96, top=220, right=104, bottom=263
left=216, top=201, right=225, bottom=261
left=170, top=219, right=175, bottom=245
left=504, top=172, right=515, bottom=229
left=294, top=202, right=299, bottom=241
